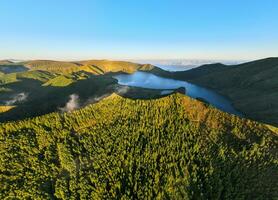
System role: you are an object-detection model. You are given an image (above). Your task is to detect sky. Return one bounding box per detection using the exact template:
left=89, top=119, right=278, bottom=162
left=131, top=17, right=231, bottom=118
left=0, top=0, right=277, bottom=61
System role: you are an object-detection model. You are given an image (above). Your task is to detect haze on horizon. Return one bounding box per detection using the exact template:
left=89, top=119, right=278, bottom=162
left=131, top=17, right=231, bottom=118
left=0, top=0, right=277, bottom=61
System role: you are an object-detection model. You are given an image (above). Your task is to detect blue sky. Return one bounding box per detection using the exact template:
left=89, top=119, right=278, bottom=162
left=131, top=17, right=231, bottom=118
left=0, top=0, right=277, bottom=60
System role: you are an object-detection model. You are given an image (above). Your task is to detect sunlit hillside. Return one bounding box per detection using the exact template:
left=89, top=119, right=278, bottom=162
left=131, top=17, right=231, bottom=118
left=0, top=93, right=277, bottom=199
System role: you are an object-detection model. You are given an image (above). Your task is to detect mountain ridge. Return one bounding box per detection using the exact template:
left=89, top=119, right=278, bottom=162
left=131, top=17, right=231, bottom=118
left=164, top=57, right=278, bottom=126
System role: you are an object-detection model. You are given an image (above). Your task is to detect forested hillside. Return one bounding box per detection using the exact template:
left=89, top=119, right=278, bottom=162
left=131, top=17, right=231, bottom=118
left=0, top=94, right=277, bottom=199
left=167, top=57, right=278, bottom=126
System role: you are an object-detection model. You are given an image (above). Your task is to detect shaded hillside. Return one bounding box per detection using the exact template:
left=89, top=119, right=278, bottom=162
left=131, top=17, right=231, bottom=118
left=0, top=59, right=169, bottom=121
left=0, top=71, right=168, bottom=122
left=168, top=57, right=278, bottom=126
left=0, top=93, right=277, bottom=199
left=170, top=63, right=228, bottom=80
left=0, top=75, right=116, bottom=122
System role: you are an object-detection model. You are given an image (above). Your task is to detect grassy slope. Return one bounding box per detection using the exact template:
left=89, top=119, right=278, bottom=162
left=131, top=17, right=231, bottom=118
left=0, top=105, right=15, bottom=113
left=168, top=58, right=278, bottom=126
left=23, top=60, right=82, bottom=74
left=0, top=70, right=56, bottom=85
left=77, top=60, right=155, bottom=74
left=22, top=60, right=157, bottom=75
left=0, top=59, right=160, bottom=86
left=0, top=72, right=17, bottom=85
left=43, top=75, right=74, bottom=87
left=17, top=70, right=56, bottom=82
left=0, top=93, right=277, bottom=199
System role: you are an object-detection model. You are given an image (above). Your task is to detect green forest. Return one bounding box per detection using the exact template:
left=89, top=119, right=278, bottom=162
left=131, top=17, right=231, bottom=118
left=1, top=93, right=277, bottom=199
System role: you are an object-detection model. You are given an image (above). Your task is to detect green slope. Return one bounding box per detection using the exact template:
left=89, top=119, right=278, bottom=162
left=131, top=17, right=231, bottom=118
left=43, top=75, right=75, bottom=87
left=24, top=60, right=81, bottom=74
left=167, top=57, right=278, bottom=126
left=22, top=60, right=158, bottom=75
left=0, top=70, right=56, bottom=86
left=77, top=60, right=156, bottom=74
left=17, top=70, right=56, bottom=82
left=0, top=94, right=277, bottom=199
left=0, top=72, right=17, bottom=85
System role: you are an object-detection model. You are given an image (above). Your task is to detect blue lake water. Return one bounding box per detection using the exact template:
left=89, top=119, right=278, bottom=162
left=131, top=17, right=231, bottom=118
left=114, top=71, right=242, bottom=116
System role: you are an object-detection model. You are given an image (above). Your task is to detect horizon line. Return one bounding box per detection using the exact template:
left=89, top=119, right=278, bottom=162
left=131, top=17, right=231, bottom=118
left=2, top=57, right=270, bottom=63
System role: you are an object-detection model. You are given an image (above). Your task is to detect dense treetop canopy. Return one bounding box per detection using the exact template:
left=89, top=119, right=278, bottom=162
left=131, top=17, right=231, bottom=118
left=0, top=93, right=277, bottom=199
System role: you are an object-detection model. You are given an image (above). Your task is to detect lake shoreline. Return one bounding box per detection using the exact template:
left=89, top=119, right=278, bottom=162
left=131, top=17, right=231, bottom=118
left=113, top=71, right=243, bottom=117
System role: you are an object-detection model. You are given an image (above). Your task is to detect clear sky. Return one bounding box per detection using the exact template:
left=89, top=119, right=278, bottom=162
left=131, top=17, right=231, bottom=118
left=0, top=0, right=277, bottom=60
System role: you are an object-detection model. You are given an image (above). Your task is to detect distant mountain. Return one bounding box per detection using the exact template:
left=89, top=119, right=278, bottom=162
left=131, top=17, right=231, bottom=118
left=0, top=60, right=13, bottom=65
left=167, top=57, right=278, bottom=126
left=133, top=59, right=245, bottom=67
left=21, top=60, right=157, bottom=74
left=0, top=93, right=277, bottom=199
left=1, top=59, right=160, bottom=76
left=0, top=59, right=26, bottom=64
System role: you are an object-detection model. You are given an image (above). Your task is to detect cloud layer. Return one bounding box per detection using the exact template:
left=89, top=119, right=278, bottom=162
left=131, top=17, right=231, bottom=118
left=5, top=92, right=28, bottom=105
left=60, top=94, right=80, bottom=112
